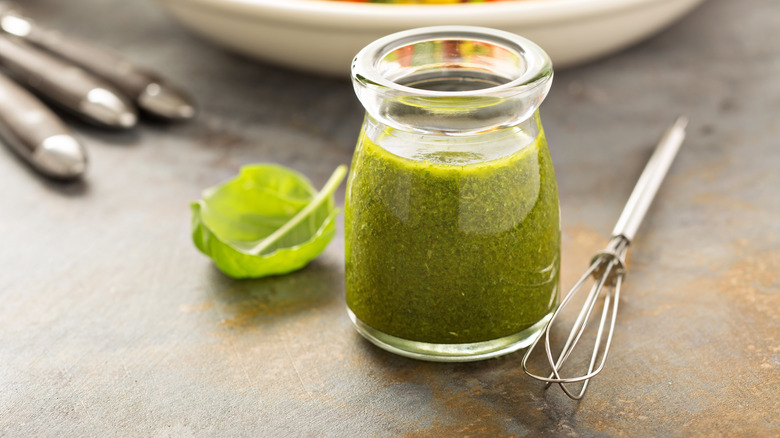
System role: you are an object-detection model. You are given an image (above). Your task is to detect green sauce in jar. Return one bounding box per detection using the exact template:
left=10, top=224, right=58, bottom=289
left=345, top=115, right=560, bottom=345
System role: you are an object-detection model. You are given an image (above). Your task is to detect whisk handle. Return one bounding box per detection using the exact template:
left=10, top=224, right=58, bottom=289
left=612, top=117, right=687, bottom=242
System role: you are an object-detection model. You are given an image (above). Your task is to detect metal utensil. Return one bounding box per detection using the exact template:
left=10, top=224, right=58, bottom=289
left=0, top=2, right=196, bottom=121
left=0, top=34, right=137, bottom=129
left=0, top=71, right=86, bottom=179
left=522, top=117, right=688, bottom=400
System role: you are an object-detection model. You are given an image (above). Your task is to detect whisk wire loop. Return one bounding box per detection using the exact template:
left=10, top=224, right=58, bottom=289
left=545, top=259, right=611, bottom=380
left=523, top=237, right=627, bottom=399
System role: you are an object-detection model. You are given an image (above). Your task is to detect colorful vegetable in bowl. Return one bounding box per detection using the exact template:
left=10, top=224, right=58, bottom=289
left=332, top=1, right=507, bottom=3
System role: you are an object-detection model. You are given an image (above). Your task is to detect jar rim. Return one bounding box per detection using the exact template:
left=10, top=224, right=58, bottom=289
left=351, top=25, right=552, bottom=99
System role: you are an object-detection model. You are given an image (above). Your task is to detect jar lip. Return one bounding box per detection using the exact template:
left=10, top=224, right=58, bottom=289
left=351, top=25, right=552, bottom=98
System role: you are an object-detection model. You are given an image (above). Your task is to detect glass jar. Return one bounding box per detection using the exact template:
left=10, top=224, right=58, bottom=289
left=345, top=26, right=559, bottom=362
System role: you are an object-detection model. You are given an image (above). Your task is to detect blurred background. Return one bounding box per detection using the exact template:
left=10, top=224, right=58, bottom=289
left=1, top=0, right=778, bottom=436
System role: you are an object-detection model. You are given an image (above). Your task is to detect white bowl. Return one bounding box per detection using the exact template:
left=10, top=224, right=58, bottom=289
left=155, top=0, right=707, bottom=76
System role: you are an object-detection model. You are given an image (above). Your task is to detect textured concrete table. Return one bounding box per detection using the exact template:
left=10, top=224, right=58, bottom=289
left=1, top=0, right=778, bottom=436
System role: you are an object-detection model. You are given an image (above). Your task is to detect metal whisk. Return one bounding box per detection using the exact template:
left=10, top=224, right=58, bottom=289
left=522, top=117, right=688, bottom=399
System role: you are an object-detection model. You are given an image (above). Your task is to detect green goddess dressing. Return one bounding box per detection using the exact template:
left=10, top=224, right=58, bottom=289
left=345, top=116, right=560, bottom=345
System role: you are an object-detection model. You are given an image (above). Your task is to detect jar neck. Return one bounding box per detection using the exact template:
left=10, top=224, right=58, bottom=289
left=362, top=111, right=544, bottom=165
left=351, top=26, right=553, bottom=136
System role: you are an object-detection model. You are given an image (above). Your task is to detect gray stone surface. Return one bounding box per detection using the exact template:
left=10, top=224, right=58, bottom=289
left=1, top=0, right=778, bottom=436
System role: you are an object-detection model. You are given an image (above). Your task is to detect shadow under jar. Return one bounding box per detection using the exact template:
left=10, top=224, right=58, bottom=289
left=345, top=26, right=560, bottom=362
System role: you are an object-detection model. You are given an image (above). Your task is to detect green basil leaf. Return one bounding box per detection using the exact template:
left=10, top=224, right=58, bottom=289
left=191, top=164, right=347, bottom=279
